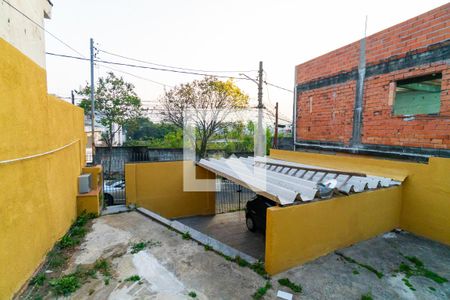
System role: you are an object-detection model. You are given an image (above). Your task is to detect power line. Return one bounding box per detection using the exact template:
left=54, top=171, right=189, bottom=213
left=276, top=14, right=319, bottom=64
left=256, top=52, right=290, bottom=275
left=264, top=81, right=293, bottom=93
left=99, top=49, right=257, bottom=74
left=2, top=0, right=86, bottom=58
left=46, top=52, right=253, bottom=80
left=97, top=63, right=172, bottom=88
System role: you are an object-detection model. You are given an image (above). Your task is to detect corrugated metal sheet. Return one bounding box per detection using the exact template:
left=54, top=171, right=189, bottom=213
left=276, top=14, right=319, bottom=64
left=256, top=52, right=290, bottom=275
left=197, top=156, right=402, bottom=205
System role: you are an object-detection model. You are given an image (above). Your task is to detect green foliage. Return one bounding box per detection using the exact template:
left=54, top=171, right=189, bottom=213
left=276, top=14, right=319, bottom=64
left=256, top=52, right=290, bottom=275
left=397, top=255, right=447, bottom=290
left=188, top=291, right=197, bottom=298
left=125, top=275, right=141, bottom=282
left=252, top=281, right=272, bottom=300
left=429, top=286, right=436, bottom=291
left=336, top=252, right=384, bottom=279
left=278, top=278, right=302, bottom=293
left=204, top=245, right=212, bottom=251
left=361, top=292, right=373, bottom=300
left=353, top=270, right=360, bottom=275
left=160, top=77, right=249, bottom=158
left=250, top=261, right=269, bottom=279
left=57, top=212, right=96, bottom=249
left=94, top=259, right=111, bottom=277
left=235, top=256, right=250, bottom=267
left=124, top=118, right=178, bottom=142
left=49, top=275, right=80, bottom=296
left=182, top=232, right=191, bottom=240
left=131, top=240, right=162, bottom=254
left=77, top=72, right=145, bottom=147
left=30, top=273, right=46, bottom=286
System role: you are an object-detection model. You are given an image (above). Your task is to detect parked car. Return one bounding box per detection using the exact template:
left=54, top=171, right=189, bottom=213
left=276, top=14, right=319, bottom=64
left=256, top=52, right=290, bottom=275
left=245, top=195, right=277, bottom=233
left=104, top=180, right=125, bottom=205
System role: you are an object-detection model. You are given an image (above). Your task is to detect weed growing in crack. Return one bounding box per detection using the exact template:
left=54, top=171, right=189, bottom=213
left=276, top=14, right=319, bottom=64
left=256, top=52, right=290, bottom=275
left=182, top=232, right=191, bottom=240
left=335, top=252, right=383, bottom=279
left=361, top=292, right=373, bottom=300
left=49, top=275, right=80, bottom=296
left=131, top=240, right=161, bottom=254
left=30, top=273, right=46, bottom=286
left=395, top=254, right=447, bottom=291
left=278, top=278, right=302, bottom=293
left=125, top=275, right=141, bottom=282
left=252, top=281, right=271, bottom=300
left=188, top=291, right=197, bottom=298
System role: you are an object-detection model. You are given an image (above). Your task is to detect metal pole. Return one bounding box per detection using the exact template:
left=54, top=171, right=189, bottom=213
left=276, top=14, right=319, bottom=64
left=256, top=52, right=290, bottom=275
left=90, top=38, right=96, bottom=155
left=256, top=61, right=265, bottom=157
left=273, top=102, right=279, bottom=149
left=71, top=90, right=75, bottom=105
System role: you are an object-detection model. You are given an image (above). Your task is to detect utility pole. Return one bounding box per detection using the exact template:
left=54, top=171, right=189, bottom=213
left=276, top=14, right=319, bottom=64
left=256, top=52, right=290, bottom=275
left=256, top=61, right=265, bottom=157
left=273, top=102, right=279, bottom=149
left=71, top=90, right=75, bottom=105
left=90, top=38, right=95, bottom=155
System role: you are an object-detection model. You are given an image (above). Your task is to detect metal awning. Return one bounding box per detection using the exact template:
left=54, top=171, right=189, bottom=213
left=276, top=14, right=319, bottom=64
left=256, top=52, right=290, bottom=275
left=197, top=156, right=402, bottom=205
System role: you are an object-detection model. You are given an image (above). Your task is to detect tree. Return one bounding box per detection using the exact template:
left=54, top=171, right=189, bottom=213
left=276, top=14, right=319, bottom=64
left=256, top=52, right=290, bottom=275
left=77, top=72, right=145, bottom=176
left=124, top=117, right=178, bottom=141
left=160, top=76, right=249, bottom=158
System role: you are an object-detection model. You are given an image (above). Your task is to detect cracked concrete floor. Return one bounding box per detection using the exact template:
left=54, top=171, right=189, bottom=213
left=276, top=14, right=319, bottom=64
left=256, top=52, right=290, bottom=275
left=62, top=211, right=273, bottom=300
left=46, top=211, right=449, bottom=300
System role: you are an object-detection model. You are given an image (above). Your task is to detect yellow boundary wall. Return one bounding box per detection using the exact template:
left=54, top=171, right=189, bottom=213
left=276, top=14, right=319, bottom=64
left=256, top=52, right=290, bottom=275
left=0, top=38, right=86, bottom=298
left=125, top=161, right=216, bottom=219
left=266, top=187, right=402, bottom=274
left=265, top=149, right=450, bottom=274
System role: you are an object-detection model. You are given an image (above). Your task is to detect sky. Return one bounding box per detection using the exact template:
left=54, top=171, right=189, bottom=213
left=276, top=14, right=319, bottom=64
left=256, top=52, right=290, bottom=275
left=44, top=0, right=448, bottom=124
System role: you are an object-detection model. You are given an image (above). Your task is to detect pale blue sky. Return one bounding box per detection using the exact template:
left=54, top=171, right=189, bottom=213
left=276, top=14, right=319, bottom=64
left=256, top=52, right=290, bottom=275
left=44, top=0, right=448, bottom=122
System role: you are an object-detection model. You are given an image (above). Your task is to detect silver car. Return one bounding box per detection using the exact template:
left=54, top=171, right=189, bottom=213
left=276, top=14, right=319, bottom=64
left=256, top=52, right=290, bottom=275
left=104, top=180, right=125, bottom=205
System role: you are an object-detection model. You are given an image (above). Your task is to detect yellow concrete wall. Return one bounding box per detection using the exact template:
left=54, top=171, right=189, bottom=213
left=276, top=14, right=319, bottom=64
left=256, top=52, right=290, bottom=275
left=0, top=38, right=86, bottom=298
left=265, top=187, right=402, bottom=274
left=126, top=161, right=216, bottom=219
left=270, top=149, right=450, bottom=246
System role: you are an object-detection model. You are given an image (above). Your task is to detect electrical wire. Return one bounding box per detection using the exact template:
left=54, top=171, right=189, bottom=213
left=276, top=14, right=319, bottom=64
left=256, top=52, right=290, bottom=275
left=264, top=81, right=293, bottom=93
left=99, top=49, right=257, bottom=74
left=97, top=63, right=172, bottom=88
left=2, top=0, right=86, bottom=58
left=45, top=52, right=253, bottom=80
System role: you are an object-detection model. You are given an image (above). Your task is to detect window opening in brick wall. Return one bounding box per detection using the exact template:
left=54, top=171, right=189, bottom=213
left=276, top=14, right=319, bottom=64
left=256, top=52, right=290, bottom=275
left=393, top=73, right=442, bottom=116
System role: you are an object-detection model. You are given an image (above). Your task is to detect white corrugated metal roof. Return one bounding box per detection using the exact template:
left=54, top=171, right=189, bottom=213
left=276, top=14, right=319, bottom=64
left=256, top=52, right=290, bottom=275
left=197, top=156, right=402, bottom=205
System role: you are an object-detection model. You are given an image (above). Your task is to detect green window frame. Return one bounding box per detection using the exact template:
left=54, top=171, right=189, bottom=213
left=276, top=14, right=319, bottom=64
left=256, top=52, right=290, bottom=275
left=393, top=73, right=442, bottom=116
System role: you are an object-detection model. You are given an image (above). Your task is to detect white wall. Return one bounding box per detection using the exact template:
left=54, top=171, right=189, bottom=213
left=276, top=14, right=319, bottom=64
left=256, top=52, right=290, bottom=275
left=0, top=0, right=52, bottom=68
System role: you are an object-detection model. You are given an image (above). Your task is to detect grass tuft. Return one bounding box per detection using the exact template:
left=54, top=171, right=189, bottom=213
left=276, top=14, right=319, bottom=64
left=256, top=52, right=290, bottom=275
left=252, top=281, right=272, bottom=300
left=182, top=232, right=191, bottom=240
left=397, top=254, right=448, bottom=290
left=335, top=252, right=383, bottom=279
left=131, top=240, right=161, bottom=254
left=188, top=291, right=197, bottom=298
left=125, top=275, right=141, bottom=282
left=30, top=273, right=46, bottom=286
left=49, top=275, right=80, bottom=296
left=278, top=278, right=302, bottom=293
left=361, top=292, right=373, bottom=300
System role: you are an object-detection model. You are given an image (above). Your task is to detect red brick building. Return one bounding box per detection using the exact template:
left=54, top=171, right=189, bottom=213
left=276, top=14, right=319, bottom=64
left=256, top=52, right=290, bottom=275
left=294, top=3, right=449, bottom=160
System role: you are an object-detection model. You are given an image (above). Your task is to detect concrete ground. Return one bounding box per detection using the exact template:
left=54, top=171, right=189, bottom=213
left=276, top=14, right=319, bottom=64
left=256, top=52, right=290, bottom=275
left=34, top=211, right=450, bottom=299
left=60, top=211, right=274, bottom=299
left=273, top=231, right=450, bottom=299
left=178, top=211, right=265, bottom=260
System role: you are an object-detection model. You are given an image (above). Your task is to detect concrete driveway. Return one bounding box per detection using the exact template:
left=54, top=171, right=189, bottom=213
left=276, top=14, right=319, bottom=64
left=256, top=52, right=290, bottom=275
left=24, top=211, right=450, bottom=299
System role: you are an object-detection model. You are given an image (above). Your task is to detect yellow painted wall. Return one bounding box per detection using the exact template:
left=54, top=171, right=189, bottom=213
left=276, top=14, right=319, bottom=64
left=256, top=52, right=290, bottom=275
left=126, top=161, right=216, bottom=219
left=265, top=187, right=402, bottom=274
left=0, top=38, right=86, bottom=298
left=270, top=149, right=450, bottom=246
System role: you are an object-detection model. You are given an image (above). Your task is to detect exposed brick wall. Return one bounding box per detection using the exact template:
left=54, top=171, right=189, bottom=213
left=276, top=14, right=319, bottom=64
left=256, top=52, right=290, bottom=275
left=295, top=3, right=450, bottom=150
left=362, top=64, right=450, bottom=149
left=297, top=82, right=355, bottom=143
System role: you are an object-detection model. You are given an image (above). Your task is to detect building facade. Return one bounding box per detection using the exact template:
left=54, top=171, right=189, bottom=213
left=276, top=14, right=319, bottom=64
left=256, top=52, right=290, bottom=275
left=294, top=3, right=449, bottom=159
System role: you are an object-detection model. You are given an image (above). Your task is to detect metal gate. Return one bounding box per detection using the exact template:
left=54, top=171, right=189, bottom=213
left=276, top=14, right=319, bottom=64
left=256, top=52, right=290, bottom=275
left=215, top=177, right=256, bottom=214
left=101, top=158, right=126, bottom=206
